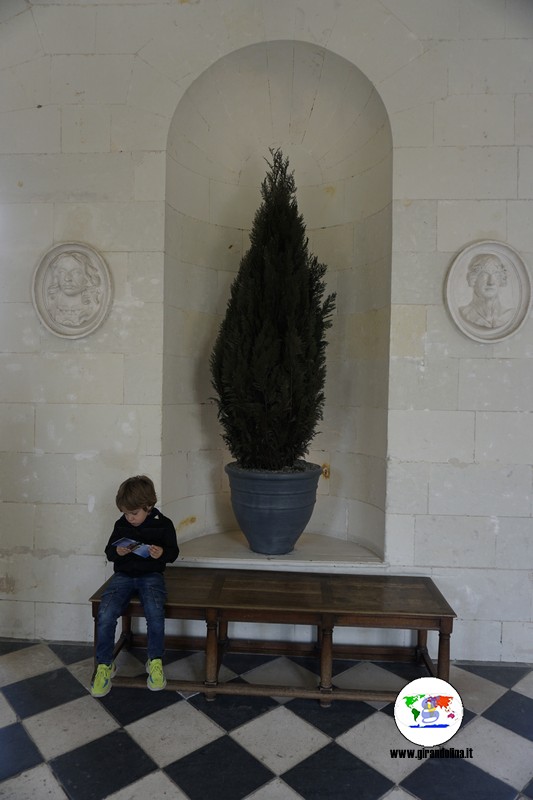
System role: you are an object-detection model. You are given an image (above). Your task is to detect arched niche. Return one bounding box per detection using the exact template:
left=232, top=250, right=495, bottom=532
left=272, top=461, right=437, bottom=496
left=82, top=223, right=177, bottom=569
left=162, top=40, right=392, bottom=563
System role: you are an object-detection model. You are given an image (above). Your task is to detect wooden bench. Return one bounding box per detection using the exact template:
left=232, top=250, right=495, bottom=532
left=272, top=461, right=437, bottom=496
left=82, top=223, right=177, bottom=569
left=89, top=566, right=456, bottom=705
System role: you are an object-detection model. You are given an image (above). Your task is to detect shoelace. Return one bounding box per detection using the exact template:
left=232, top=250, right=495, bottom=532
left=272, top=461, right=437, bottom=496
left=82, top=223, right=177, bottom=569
left=151, top=662, right=163, bottom=680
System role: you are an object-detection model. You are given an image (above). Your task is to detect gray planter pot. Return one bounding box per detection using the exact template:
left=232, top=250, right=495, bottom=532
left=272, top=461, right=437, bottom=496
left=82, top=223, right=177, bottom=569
left=225, top=461, right=322, bottom=555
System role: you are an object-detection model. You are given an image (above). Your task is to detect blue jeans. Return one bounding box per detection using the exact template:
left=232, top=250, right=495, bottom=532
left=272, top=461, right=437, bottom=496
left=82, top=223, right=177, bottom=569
left=96, top=572, right=167, bottom=665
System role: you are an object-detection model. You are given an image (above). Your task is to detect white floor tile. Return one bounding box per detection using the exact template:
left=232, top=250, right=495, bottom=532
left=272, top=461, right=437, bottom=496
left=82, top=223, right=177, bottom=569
left=0, top=692, right=17, bottom=728
left=448, top=665, right=508, bottom=714
left=382, top=789, right=422, bottom=800
left=0, top=764, right=68, bottom=800
left=164, top=651, right=236, bottom=684
left=0, top=645, right=62, bottom=688
left=23, top=695, right=119, bottom=760
left=242, top=656, right=318, bottom=702
left=106, top=770, right=190, bottom=799
left=450, top=715, right=533, bottom=790
left=244, top=777, right=305, bottom=799
left=125, top=700, right=224, bottom=767
left=67, top=657, right=96, bottom=690
left=332, top=661, right=407, bottom=693
left=513, top=670, right=533, bottom=700
left=337, top=710, right=426, bottom=783
left=230, top=705, right=329, bottom=774
left=114, top=649, right=147, bottom=676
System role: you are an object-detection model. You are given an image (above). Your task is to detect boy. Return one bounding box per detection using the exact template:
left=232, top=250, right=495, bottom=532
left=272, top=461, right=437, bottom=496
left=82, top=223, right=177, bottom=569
left=91, top=475, right=179, bottom=698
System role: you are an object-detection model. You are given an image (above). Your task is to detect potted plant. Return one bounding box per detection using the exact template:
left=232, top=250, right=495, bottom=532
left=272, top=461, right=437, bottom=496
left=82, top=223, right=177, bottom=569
left=210, top=149, right=336, bottom=554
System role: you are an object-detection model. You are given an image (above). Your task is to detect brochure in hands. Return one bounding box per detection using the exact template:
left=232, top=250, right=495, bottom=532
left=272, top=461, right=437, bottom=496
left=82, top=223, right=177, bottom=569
left=112, top=537, right=151, bottom=558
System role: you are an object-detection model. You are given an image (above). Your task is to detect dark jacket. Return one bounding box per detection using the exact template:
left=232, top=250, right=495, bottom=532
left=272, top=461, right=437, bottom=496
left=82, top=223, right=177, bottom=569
left=104, top=508, right=179, bottom=577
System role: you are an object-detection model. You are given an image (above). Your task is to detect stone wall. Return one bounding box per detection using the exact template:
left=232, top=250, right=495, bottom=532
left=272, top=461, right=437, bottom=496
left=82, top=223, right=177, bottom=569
left=0, top=0, right=532, bottom=661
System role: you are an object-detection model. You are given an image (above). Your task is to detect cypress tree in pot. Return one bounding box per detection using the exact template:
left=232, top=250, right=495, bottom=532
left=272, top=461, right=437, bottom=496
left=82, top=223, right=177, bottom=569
left=210, top=149, right=336, bottom=554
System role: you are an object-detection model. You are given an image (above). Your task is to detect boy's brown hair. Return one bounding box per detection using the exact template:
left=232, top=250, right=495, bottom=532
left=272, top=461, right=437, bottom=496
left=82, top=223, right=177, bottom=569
left=116, top=475, right=157, bottom=512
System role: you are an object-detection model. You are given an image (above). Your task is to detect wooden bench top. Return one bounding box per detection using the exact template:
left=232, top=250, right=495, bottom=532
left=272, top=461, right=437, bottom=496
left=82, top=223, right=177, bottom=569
left=90, top=566, right=455, bottom=623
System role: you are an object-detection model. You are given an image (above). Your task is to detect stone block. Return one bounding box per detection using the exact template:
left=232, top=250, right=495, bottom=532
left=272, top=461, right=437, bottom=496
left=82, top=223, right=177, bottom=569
left=0, top=11, right=43, bottom=70
left=0, top=107, right=60, bottom=154
left=388, top=410, right=474, bottom=462
left=509, top=200, right=533, bottom=252
left=384, top=514, right=415, bottom=567
left=61, top=105, right=111, bottom=154
left=393, top=199, right=437, bottom=253
left=0, top=453, right=76, bottom=504
left=0, top=501, right=35, bottom=550
left=54, top=201, right=165, bottom=252
left=432, top=567, right=532, bottom=623
left=448, top=39, right=533, bottom=94
left=501, top=622, right=533, bottom=662
left=459, top=358, right=533, bottom=411
left=519, top=147, right=533, bottom=198
left=35, top=602, right=94, bottom=643
left=476, top=411, right=533, bottom=464
left=415, top=515, right=497, bottom=568
left=0, top=153, right=134, bottom=203
left=437, top=200, right=507, bottom=254
left=388, top=355, right=459, bottom=410
left=36, top=404, right=162, bottom=457
left=395, top=145, right=517, bottom=200
left=429, top=462, right=531, bottom=516
left=386, top=461, right=429, bottom=515
left=389, top=305, right=426, bottom=358
left=0, top=404, right=35, bottom=453
left=0, top=601, right=35, bottom=639
left=33, top=5, right=96, bottom=55
left=435, top=95, right=514, bottom=146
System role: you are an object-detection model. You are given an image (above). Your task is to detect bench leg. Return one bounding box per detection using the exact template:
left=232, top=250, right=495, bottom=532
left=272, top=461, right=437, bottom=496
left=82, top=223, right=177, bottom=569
left=204, top=609, right=219, bottom=701
left=437, top=626, right=452, bottom=681
left=319, top=623, right=334, bottom=708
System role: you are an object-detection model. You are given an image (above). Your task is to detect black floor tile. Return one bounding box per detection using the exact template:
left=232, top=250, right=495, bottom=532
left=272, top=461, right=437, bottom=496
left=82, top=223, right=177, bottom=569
left=285, top=654, right=322, bottom=676
left=282, top=741, right=394, bottom=800
left=458, top=663, right=532, bottom=689
left=0, top=723, right=43, bottom=781
left=99, top=685, right=182, bottom=726
left=129, top=646, right=198, bottom=666
left=48, top=642, right=95, bottom=665
left=50, top=729, right=157, bottom=800
left=401, top=757, right=517, bottom=800
left=164, top=735, right=275, bottom=800
left=285, top=696, right=376, bottom=737
left=331, top=658, right=362, bottom=677
left=188, top=679, right=279, bottom=731
left=523, top=776, right=533, bottom=799
left=2, top=667, right=87, bottom=718
left=220, top=651, right=279, bottom=675
left=482, top=690, right=533, bottom=741
left=0, top=640, right=37, bottom=657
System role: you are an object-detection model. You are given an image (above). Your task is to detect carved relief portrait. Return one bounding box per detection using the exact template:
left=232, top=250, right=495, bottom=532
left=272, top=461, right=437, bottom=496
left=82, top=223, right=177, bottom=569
left=445, top=241, right=531, bottom=343
left=32, top=243, right=113, bottom=339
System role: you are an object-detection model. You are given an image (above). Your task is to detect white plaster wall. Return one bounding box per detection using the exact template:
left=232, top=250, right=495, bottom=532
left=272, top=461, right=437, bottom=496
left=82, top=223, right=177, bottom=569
left=0, top=0, right=532, bottom=662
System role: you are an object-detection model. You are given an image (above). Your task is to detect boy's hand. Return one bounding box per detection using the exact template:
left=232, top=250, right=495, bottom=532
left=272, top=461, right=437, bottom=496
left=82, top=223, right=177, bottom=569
left=116, top=546, right=130, bottom=556
left=149, top=545, right=163, bottom=559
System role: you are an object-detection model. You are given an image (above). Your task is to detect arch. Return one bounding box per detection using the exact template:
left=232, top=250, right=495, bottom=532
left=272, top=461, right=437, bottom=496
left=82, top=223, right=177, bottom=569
left=162, top=41, right=392, bottom=559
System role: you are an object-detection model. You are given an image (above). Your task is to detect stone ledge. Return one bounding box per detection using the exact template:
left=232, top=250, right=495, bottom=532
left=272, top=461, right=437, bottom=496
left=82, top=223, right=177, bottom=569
left=176, top=531, right=383, bottom=573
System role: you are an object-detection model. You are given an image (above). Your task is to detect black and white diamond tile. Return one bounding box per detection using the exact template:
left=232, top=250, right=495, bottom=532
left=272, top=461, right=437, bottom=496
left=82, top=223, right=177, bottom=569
left=0, top=640, right=532, bottom=800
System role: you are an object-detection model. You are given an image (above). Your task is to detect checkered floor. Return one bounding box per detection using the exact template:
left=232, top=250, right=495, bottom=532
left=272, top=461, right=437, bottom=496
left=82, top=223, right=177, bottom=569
left=1, top=640, right=533, bottom=800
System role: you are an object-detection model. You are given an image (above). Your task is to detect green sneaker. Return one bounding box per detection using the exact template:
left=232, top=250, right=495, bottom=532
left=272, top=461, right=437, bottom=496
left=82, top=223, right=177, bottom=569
left=91, top=663, right=116, bottom=698
left=146, top=658, right=166, bottom=691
